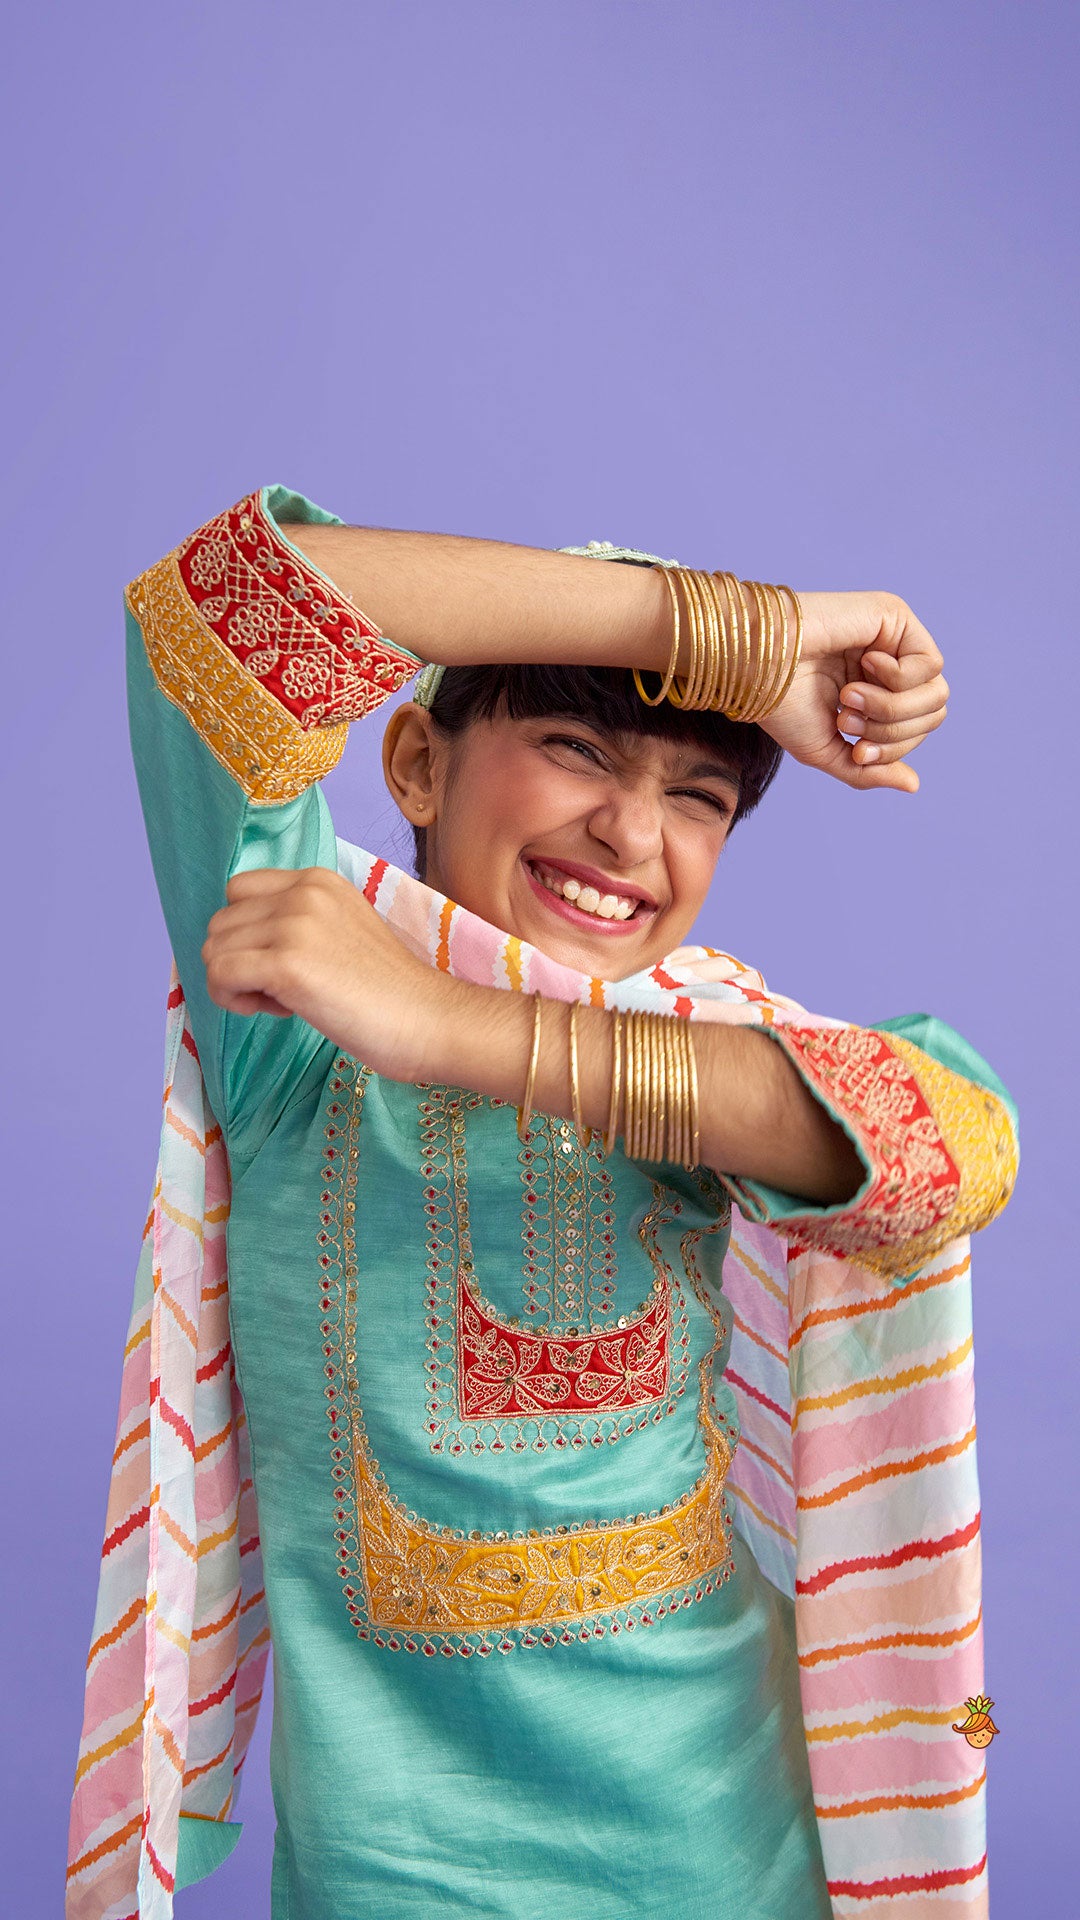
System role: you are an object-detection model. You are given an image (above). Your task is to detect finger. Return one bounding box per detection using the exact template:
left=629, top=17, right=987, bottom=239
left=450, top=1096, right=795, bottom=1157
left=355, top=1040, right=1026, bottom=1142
left=860, top=645, right=943, bottom=693
left=210, top=988, right=294, bottom=1018
left=204, top=890, right=318, bottom=941
left=838, top=752, right=920, bottom=794
left=225, top=867, right=311, bottom=902
left=204, top=945, right=297, bottom=1008
left=839, top=709, right=946, bottom=747
left=850, top=735, right=927, bottom=768
left=797, top=730, right=920, bottom=794
left=840, top=675, right=949, bottom=723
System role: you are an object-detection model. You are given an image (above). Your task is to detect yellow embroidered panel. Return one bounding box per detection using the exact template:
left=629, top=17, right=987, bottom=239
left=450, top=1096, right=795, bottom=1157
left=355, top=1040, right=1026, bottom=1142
left=353, top=1412, right=733, bottom=1637
left=128, top=556, right=348, bottom=805
left=319, top=1059, right=737, bottom=1655
left=876, top=1034, right=1018, bottom=1274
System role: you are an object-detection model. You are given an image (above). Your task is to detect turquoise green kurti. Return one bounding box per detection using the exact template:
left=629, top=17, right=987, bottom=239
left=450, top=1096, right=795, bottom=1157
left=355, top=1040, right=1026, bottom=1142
left=126, top=490, right=1015, bottom=1918
left=128, top=605, right=835, bottom=1918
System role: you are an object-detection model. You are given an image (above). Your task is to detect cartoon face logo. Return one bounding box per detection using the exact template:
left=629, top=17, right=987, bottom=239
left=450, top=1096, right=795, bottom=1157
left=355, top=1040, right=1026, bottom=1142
left=952, top=1695, right=999, bottom=1749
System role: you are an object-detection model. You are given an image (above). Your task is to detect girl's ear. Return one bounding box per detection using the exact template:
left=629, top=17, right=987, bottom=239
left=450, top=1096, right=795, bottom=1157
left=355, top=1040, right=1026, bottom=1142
left=382, top=703, right=442, bottom=825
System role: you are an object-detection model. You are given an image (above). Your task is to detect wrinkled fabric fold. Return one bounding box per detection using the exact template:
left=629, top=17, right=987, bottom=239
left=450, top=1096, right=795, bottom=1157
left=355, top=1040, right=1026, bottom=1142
left=68, top=844, right=991, bottom=1919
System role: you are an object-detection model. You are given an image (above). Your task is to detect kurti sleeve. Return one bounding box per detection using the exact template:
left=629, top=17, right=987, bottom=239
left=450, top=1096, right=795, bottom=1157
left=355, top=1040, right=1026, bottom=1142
left=720, top=1014, right=1019, bottom=1279
left=126, top=484, right=421, bottom=1154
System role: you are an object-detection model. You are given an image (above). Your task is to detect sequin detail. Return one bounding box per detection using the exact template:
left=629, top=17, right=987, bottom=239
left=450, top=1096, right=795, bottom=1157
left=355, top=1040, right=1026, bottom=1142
left=419, top=1088, right=692, bottom=1455
left=319, top=1060, right=735, bottom=1655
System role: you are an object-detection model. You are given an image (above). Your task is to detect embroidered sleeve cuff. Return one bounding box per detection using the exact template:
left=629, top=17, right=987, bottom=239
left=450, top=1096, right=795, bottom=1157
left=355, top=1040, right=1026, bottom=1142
left=125, top=485, right=423, bottom=805
left=724, top=1023, right=1019, bottom=1278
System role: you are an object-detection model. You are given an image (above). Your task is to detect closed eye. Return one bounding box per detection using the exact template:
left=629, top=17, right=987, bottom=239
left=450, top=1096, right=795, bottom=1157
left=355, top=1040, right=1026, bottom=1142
left=543, top=732, right=607, bottom=766
left=671, top=787, right=734, bottom=816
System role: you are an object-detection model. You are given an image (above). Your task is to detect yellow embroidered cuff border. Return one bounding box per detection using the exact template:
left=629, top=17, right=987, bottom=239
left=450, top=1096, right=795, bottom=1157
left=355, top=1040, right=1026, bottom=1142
left=128, top=556, right=348, bottom=805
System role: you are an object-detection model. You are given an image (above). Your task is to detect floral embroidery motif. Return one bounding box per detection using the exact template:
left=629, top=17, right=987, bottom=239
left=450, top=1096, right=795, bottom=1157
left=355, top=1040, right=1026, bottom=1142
left=128, top=556, right=348, bottom=805
left=419, top=1088, right=692, bottom=1455
left=352, top=1419, right=733, bottom=1642
left=745, top=1026, right=1018, bottom=1276
left=128, top=489, right=419, bottom=802
left=458, top=1267, right=669, bottom=1420
left=319, top=1060, right=736, bottom=1656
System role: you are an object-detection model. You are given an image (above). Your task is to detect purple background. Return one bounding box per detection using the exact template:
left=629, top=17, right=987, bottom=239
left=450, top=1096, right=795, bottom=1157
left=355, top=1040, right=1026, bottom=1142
left=2, top=3, right=1076, bottom=1912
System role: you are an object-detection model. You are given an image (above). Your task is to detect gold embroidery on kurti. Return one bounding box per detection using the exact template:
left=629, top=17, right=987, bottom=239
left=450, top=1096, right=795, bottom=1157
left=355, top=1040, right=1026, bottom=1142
left=354, top=1418, right=732, bottom=1636
left=128, top=557, right=348, bottom=804
left=862, top=1034, right=1018, bottom=1275
left=744, top=1025, right=1018, bottom=1278
left=419, top=1088, right=693, bottom=1457
left=517, top=1112, right=619, bottom=1327
left=319, top=1061, right=736, bottom=1655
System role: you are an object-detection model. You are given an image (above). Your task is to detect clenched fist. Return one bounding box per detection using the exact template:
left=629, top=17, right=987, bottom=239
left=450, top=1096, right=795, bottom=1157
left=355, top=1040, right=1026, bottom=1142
left=201, top=866, right=453, bottom=1082
left=764, top=589, right=949, bottom=793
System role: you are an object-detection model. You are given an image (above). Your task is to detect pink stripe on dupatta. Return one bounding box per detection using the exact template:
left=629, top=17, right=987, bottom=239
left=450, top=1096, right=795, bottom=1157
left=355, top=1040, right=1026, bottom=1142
left=69, top=849, right=986, bottom=1919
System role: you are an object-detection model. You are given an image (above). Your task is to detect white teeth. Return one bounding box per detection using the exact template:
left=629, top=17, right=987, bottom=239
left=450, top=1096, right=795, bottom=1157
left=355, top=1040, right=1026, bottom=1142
left=532, top=864, right=640, bottom=920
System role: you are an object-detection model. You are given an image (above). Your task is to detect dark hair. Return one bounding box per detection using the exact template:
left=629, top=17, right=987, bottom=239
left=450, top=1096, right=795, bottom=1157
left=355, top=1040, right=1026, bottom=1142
left=411, top=661, right=783, bottom=877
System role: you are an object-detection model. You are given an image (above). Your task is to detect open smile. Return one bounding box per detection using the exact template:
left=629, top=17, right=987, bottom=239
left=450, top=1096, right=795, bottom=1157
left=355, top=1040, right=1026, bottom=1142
left=521, top=857, right=658, bottom=936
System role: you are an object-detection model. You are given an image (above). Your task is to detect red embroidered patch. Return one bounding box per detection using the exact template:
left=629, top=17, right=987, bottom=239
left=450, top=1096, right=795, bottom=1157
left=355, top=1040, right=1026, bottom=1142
left=771, top=1026, right=961, bottom=1253
left=174, top=492, right=417, bottom=729
left=457, top=1268, right=670, bottom=1419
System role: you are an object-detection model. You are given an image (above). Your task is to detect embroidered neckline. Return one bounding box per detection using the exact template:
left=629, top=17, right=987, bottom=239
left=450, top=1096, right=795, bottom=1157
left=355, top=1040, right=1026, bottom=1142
left=318, top=1059, right=738, bottom=1657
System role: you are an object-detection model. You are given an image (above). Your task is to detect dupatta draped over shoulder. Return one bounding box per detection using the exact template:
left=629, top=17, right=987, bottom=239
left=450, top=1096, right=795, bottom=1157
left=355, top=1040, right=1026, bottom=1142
left=67, top=489, right=1017, bottom=1920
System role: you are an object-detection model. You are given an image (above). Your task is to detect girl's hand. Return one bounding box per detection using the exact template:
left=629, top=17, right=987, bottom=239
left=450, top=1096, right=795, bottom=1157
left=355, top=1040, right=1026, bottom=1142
left=201, top=866, right=450, bottom=1081
left=761, top=590, right=949, bottom=793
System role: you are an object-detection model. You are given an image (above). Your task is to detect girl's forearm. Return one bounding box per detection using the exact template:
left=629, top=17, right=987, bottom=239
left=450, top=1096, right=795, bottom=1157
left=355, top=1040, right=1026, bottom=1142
left=427, top=981, right=863, bottom=1205
left=281, top=520, right=678, bottom=672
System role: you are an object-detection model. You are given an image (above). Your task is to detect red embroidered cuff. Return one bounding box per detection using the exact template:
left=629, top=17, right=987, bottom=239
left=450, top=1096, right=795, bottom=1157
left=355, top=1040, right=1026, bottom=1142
left=726, top=1024, right=1017, bottom=1277
left=127, top=487, right=421, bottom=804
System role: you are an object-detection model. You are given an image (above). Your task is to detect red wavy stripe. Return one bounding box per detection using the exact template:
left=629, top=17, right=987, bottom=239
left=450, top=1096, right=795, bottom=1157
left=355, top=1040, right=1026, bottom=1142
left=828, top=1852, right=987, bottom=1898
left=797, top=1512, right=980, bottom=1596
left=363, top=857, right=389, bottom=905
left=726, top=1367, right=791, bottom=1426
left=190, top=1669, right=237, bottom=1717
left=159, top=1399, right=195, bottom=1456
left=181, top=1028, right=200, bottom=1063
left=146, top=1836, right=175, bottom=1893
left=103, top=1504, right=150, bottom=1557
left=195, top=1345, right=231, bottom=1384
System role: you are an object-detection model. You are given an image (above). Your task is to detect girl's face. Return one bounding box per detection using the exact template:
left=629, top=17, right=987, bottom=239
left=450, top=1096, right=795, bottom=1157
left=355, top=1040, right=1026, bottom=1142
left=390, top=708, right=741, bottom=982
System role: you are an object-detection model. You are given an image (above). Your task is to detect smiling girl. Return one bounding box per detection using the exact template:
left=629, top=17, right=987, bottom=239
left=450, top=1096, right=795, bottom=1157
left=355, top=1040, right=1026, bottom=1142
left=69, top=489, right=1016, bottom=1920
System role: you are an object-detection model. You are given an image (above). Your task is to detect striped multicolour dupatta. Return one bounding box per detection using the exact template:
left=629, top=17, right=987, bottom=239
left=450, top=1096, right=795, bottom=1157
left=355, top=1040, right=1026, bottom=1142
left=68, top=846, right=989, bottom=1920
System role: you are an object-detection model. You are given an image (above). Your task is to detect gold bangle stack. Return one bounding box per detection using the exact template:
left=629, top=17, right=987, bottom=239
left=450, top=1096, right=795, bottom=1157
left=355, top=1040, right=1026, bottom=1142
left=634, top=566, right=803, bottom=721
left=620, top=1010, right=699, bottom=1167
left=600, top=1008, right=700, bottom=1170
left=519, top=997, right=701, bottom=1170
